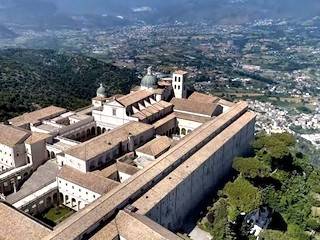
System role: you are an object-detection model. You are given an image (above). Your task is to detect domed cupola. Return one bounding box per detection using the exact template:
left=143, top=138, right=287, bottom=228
left=96, top=83, right=106, bottom=97
left=141, top=66, right=157, bottom=90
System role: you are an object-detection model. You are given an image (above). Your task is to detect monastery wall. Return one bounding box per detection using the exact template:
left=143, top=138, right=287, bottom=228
left=133, top=112, right=256, bottom=231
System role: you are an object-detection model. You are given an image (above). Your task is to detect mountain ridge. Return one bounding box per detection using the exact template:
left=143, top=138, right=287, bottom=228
left=0, top=49, right=138, bottom=121
left=0, top=0, right=319, bottom=28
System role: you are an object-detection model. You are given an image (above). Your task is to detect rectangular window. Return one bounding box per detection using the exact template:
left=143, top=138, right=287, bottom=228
left=112, top=108, right=117, bottom=116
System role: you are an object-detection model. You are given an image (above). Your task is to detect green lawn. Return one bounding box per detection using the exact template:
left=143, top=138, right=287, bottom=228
left=36, top=206, right=75, bottom=227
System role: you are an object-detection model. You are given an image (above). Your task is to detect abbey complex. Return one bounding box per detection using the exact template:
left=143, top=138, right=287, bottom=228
left=0, top=67, right=255, bottom=240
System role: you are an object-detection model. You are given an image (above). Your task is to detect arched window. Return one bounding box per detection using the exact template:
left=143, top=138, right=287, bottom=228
left=91, top=127, right=96, bottom=136
left=181, top=128, right=186, bottom=135
left=97, top=127, right=101, bottom=135
left=53, top=193, right=58, bottom=204
left=71, top=198, right=76, bottom=207
left=46, top=196, right=52, bottom=207
left=65, top=195, right=69, bottom=204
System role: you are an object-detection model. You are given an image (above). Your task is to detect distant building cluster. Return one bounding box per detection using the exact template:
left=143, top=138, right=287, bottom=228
left=249, top=99, right=320, bottom=149
left=0, top=67, right=255, bottom=240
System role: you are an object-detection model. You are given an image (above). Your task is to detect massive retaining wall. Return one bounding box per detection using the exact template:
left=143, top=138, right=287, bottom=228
left=133, top=111, right=256, bottom=230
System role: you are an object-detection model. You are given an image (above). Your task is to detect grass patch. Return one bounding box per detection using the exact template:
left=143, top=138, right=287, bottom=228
left=36, top=205, right=75, bottom=227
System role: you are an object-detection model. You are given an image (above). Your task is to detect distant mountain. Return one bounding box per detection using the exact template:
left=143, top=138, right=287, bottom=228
left=0, top=25, right=17, bottom=39
left=51, top=0, right=320, bottom=25
left=0, top=49, right=138, bottom=121
left=0, top=0, right=319, bottom=28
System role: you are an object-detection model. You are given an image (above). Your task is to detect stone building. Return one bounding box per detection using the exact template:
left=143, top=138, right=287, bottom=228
left=0, top=67, right=255, bottom=240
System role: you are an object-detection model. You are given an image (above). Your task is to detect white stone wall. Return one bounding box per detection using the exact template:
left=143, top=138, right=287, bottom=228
left=25, top=140, right=48, bottom=170
left=57, top=177, right=101, bottom=211
left=92, top=101, right=137, bottom=130
left=62, top=155, right=87, bottom=173
left=144, top=118, right=255, bottom=231
left=118, top=171, right=132, bottom=183
left=0, top=144, right=26, bottom=170
left=176, top=118, right=202, bottom=136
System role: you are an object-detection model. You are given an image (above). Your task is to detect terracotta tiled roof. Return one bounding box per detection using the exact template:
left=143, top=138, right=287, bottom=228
left=25, top=132, right=51, bottom=144
left=0, top=202, right=51, bottom=239
left=0, top=124, right=30, bottom=147
left=90, top=210, right=181, bottom=240
left=136, top=136, right=172, bottom=158
left=174, top=70, right=188, bottom=75
left=65, top=122, right=154, bottom=161
left=117, top=90, right=153, bottom=107
left=9, top=106, right=66, bottom=127
left=58, top=166, right=119, bottom=194
left=171, top=98, right=223, bottom=117
left=188, top=92, right=220, bottom=103
left=174, top=112, right=212, bottom=123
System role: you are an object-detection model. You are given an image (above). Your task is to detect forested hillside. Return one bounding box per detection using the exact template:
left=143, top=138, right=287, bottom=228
left=200, top=133, right=320, bottom=239
left=0, top=49, right=138, bottom=121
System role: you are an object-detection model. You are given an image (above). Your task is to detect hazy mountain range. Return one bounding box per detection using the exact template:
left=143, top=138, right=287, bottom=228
left=0, top=0, right=319, bottom=29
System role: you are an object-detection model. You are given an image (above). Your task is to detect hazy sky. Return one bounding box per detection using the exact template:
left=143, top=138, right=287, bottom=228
left=0, top=0, right=319, bottom=27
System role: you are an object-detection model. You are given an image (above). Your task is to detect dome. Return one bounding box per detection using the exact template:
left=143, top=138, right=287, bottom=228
left=141, top=66, right=157, bottom=89
left=96, top=83, right=106, bottom=97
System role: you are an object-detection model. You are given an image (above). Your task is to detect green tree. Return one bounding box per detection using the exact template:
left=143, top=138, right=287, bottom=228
left=260, top=230, right=290, bottom=240
left=201, top=198, right=236, bottom=240
left=233, top=157, right=271, bottom=178
left=223, top=177, right=262, bottom=220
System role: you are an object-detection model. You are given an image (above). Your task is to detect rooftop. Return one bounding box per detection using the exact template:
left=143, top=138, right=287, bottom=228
left=0, top=124, right=30, bottom=147
left=65, top=122, right=154, bottom=161
left=9, top=106, right=67, bottom=127
left=95, top=162, right=140, bottom=179
left=136, top=136, right=172, bottom=158
left=174, top=70, right=188, bottom=75
left=218, top=98, right=235, bottom=107
left=7, top=160, right=59, bottom=204
left=117, top=90, right=154, bottom=107
left=174, top=112, right=212, bottom=123
left=152, top=113, right=177, bottom=129
left=25, top=132, right=51, bottom=145
left=58, top=166, right=119, bottom=195
left=0, top=202, right=51, bottom=240
left=91, top=210, right=181, bottom=240
left=188, top=92, right=220, bottom=104
left=132, top=101, right=173, bottom=121
left=171, top=98, right=223, bottom=117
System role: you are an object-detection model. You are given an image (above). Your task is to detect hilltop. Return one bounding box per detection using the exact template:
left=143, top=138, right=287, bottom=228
left=0, top=49, right=138, bottom=121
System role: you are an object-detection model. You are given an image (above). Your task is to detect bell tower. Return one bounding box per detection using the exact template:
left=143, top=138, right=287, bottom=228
left=172, top=70, right=188, bottom=99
